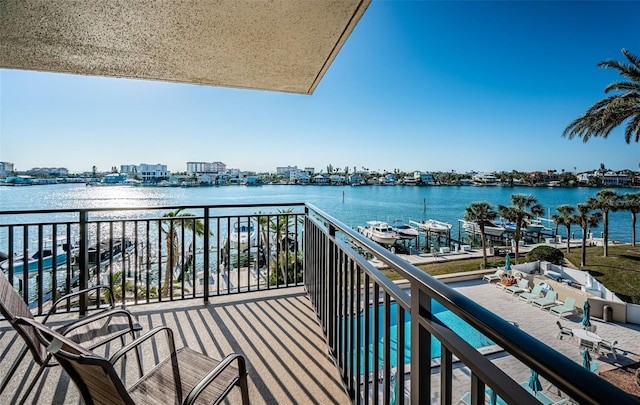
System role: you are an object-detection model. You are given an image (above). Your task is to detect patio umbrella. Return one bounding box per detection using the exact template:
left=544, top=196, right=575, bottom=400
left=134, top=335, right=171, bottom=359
left=505, top=254, right=511, bottom=271
left=581, top=348, right=592, bottom=371
left=527, top=369, right=543, bottom=396
left=582, top=300, right=591, bottom=328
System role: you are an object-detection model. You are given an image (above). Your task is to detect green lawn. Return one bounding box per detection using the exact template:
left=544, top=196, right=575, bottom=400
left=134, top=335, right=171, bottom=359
left=563, top=244, right=640, bottom=304
left=380, top=244, right=640, bottom=304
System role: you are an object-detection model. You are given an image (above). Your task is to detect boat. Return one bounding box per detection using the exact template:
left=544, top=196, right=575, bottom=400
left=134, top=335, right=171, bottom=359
left=391, top=220, right=419, bottom=240
left=357, top=221, right=398, bottom=246
left=88, top=238, right=135, bottom=266
left=461, top=220, right=505, bottom=237
left=409, top=219, right=452, bottom=234
left=499, top=218, right=550, bottom=234
left=524, top=218, right=549, bottom=233
left=228, top=221, right=258, bottom=250
left=0, top=237, right=76, bottom=277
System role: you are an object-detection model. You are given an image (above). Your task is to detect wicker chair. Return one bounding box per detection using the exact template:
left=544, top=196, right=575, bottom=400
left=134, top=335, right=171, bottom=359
left=16, top=316, right=250, bottom=405
left=0, top=270, right=142, bottom=404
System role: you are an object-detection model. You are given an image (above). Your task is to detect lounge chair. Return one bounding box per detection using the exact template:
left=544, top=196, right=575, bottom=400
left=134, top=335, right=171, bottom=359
left=16, top=316, right=250, bottom=405
left=0, top=270, right=142, bottom=403
left=505, top=279, right=530, bottom=295
left=556, top=321, right=573, bottom=340
left=549, top=297, right=577, bottom=318
left=598, top=339, right=618, bottom=360
left=483, top=268, right=505, bottom=283
left=519, top=284, right=544, bottom=303
left=532, top=291, right=557, bottom=310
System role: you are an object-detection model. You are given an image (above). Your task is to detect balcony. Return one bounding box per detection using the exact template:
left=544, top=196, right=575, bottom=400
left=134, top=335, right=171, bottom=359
left=0, top=203, right=637, bottom=404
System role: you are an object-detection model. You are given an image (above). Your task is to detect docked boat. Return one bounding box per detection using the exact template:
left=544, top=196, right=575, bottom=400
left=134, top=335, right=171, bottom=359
left=357, top=221, right=398, bottom=246
left=0, top=237, right=76, bottom=277
left=229, top=221, right=258, bottom=250
left=524, top=218, right=549, bottom=233
left=409, top=219, right=452, bottom=234
left=461, top=220, right=505, bottom=237
left=391, top=220, right=420, bottom=240
left=88, top=238, right=135, bottom=266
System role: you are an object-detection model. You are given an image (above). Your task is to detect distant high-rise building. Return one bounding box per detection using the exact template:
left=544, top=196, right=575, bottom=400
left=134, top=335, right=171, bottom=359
left=0, top=161, right=15, bottom=176
left=187, top=161, right=227, bottom=174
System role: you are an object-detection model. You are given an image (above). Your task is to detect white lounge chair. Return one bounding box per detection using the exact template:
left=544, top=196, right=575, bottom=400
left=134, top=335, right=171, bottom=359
left=519, top=284, right=544, bottom=302
left=549, top=297, right=577, bottom=318
left=532, top=291, right=557, bottom=310
left=483, top=268, right=505, bottom=283
left=505, top=279, right=530, bottom=295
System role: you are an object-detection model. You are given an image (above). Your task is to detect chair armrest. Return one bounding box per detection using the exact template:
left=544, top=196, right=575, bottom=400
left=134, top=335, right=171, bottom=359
left=42, top=285, right=117, bottom=323
left=184, top=353, right=248, bottom=405
left=109, top=326, right=176, bottom=367
left=54, top=308, right=141, bottom=346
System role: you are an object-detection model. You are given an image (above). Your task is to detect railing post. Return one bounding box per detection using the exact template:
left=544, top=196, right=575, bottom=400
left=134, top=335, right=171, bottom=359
left=410, top=286, right=431, bottom=404
left=203, top=208, right=210, bottom=305
left=78, top=210, right=89, bottom=316
left=327, top=223, right=336, bottom=353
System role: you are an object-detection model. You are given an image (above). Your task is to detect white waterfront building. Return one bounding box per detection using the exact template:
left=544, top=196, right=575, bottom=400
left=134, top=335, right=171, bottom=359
left=138, top=163, right=170, bottom=182
left=290, top=169, right=310, bottom=184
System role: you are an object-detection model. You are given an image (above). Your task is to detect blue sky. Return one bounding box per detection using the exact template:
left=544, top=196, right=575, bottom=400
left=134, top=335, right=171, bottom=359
left=1, top=0, right=639, bottom=174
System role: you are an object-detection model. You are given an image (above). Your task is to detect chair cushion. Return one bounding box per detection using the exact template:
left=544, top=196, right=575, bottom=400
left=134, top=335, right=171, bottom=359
left=128, top=347, right=240, bottom=405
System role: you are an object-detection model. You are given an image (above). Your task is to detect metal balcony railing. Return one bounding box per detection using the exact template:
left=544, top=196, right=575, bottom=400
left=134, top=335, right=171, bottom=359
left=0, top=203, right=636, bottom=404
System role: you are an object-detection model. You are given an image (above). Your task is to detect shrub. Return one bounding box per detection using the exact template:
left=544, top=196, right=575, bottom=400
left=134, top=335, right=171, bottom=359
left=526, top=245, right=564, bottom=265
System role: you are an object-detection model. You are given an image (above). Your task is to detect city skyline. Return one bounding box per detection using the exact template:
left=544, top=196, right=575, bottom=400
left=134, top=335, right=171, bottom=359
left=2, top=1, right=639, bottom=174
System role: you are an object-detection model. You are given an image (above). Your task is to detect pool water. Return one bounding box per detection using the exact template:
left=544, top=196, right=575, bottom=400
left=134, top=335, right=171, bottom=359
left=355, top=300, right=494, bottom=373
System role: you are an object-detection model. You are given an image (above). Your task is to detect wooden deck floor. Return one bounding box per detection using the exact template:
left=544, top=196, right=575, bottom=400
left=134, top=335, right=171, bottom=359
left=0, top=287, right=351, bottom=405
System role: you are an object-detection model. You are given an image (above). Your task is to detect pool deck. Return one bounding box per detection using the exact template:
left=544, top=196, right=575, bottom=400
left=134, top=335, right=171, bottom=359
left=416, top=279, right=640, bottom=403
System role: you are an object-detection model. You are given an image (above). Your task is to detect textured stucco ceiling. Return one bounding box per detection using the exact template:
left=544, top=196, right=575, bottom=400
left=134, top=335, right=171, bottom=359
left=0, top=0, right=370, bottom=94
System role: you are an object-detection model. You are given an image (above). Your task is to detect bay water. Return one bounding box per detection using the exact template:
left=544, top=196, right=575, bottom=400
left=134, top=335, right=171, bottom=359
left=1, top=183, right=638, bottom=243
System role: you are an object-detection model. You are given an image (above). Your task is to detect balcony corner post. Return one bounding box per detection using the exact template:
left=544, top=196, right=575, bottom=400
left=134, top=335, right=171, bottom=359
left=78, top=210, right=89, bottom=316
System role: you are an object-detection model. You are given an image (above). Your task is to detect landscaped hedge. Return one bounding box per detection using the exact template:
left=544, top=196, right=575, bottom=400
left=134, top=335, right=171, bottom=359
left=526, top=245, right=564, bottom=265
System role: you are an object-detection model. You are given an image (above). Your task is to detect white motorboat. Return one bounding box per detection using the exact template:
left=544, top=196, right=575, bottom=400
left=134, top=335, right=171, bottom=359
left=391, top=221, right=419, bottom=240
left=461, top=220, right=505, bottom=237
left=357, top=221, right=398, bottom=246
left=1, top=236, right=76, bottom=277
left=409, top=219, right=452, bottom=234
left=229, top=221, right=258, bottom=250
left=525, top=218, right=550, bottom=233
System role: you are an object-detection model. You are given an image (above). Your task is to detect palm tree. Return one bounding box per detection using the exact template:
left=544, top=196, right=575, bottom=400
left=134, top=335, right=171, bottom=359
left=465, top=201, right=498, bottom=269
left=623, top=192, right=640, bottom=246
left=161, top=208, right=206, bottom=297
left=573, top=204, right=602, bottom=267
left=563, top=48, right=640, bottom=144
left=587, top=189, right=620, bottom=257
left=552, top=205, right=575, bottom=253
left=498, top=194, right=544, bottom=264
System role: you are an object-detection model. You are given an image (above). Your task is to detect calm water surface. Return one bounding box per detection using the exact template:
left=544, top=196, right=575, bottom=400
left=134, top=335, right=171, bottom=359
left=1, top=184, right=637, bottom=243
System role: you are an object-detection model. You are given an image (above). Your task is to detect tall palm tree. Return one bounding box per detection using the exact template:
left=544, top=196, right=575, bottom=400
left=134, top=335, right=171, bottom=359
left=563, top=48, right=640, bottom=143
left=465, top=201, right=498, bottom=269
left=552, top=205, right=575, bottom=253
left=623, top=192, right=640, bottom=246
left=573, top=204, right=602, bottom=267
left=498, top=194, right=544, bottom=264
left=587, top=189, right=620, bottom=257
left=161, top=208, right=206, bottom=297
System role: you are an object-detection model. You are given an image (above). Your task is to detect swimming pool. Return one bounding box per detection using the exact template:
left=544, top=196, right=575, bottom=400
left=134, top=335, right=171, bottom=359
left=355, top=300, right=495, bottom=372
